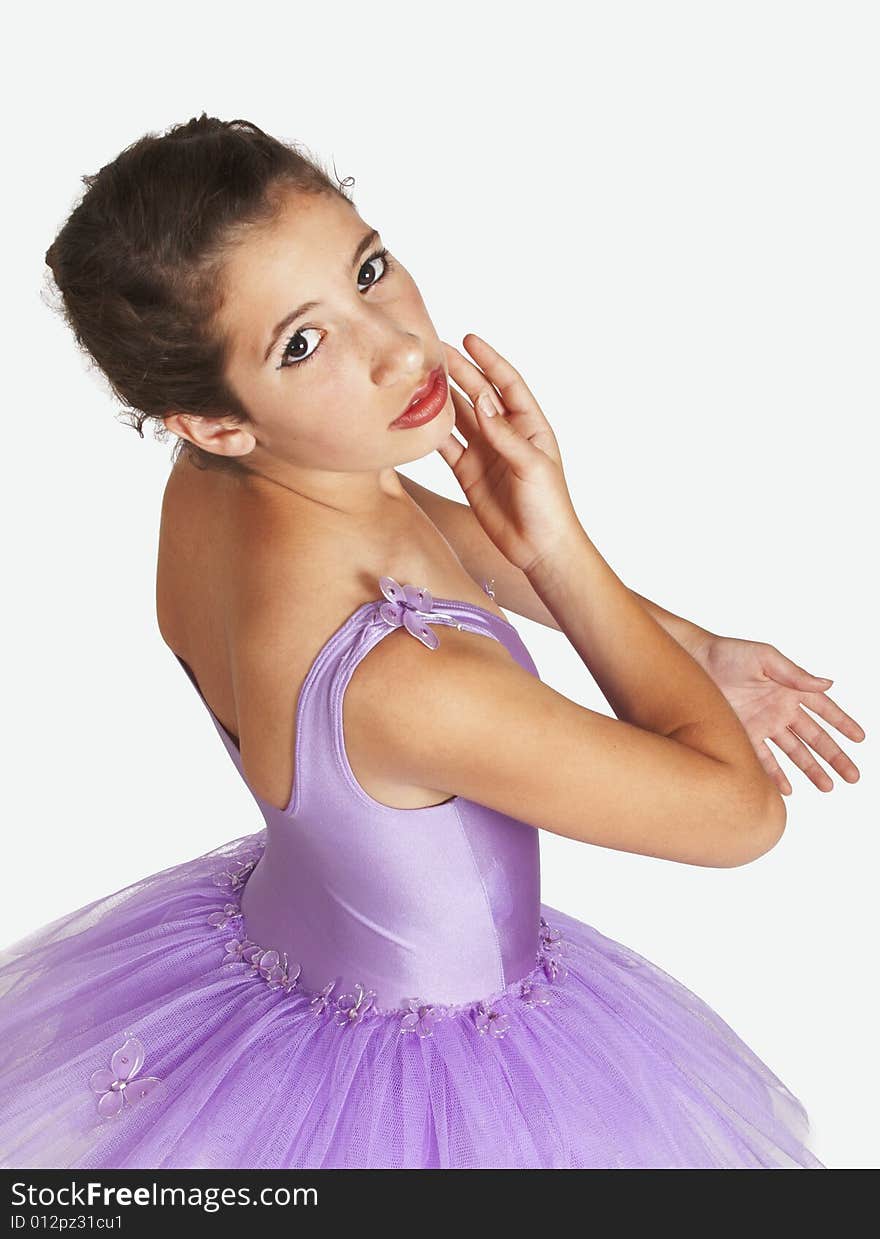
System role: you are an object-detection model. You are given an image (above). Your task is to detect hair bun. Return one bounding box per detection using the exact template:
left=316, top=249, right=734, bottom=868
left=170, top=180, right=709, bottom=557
left=41, top=113, right=353, bottom=478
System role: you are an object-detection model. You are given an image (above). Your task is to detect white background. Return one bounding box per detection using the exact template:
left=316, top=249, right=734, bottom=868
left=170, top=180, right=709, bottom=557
left=3, top=1, right=876, bottom=1169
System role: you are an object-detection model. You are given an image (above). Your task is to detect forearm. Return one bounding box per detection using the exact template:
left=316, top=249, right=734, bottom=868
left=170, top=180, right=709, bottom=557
left=498, top=574, right=719, bottom=666
left=525, top=529, right=761, bottom=775
left=626, top=589, right=717, bottom=662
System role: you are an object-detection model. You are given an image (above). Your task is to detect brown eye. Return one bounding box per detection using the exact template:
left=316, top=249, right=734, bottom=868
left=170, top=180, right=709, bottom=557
left=278, top=326, right=322, bottom=369
left=357, top=251, right=388, bottom=290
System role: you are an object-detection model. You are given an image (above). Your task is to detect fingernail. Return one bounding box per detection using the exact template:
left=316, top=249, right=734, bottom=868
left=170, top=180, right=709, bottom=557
left=477, top=393, right=497, bottom=417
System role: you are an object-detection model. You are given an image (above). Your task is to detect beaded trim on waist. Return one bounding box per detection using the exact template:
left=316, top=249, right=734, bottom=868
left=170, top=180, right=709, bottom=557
left=208, top=839, right=569, bottom=1040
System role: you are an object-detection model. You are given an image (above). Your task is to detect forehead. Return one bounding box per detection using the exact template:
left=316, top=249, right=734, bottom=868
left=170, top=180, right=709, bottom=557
left=219, top=190, right=365, bottom=362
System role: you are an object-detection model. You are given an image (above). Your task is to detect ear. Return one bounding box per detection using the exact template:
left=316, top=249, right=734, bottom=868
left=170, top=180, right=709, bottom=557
left=162, top=411, right=256, bottom=459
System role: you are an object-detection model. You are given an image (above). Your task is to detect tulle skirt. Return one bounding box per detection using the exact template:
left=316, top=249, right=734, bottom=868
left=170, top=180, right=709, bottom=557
left=0, top=829, right=823, bottom=1169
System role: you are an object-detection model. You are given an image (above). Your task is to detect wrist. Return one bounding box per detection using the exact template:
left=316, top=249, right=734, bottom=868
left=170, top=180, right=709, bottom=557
left=523, top=525, right=595, bottom=588
left=680, top=624, right=720, bottom=666
left=627, top=588, right=718, bottom=663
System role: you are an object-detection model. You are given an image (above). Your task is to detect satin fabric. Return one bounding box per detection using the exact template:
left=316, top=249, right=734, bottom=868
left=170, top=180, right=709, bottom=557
left=175, top=593, right=543, bottom=1012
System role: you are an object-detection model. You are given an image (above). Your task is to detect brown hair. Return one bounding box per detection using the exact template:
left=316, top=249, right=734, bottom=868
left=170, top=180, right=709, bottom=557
left=43, top=114, right=355, bottom=475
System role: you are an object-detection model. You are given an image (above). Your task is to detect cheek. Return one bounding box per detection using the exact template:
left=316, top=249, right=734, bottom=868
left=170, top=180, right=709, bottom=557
left=271, top=385, right=382, bottom=466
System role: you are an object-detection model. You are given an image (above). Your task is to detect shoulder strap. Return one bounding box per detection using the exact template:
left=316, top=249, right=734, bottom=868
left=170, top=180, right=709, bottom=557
left=287, top=575, right=538, bottom=818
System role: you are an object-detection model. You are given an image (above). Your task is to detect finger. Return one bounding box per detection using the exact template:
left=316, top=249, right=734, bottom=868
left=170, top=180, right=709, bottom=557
left=444, top=336, right=531, bottom=419
left=756, top=739, right=793, bottom=796
left=434, top=427, right=466, bottom=472
left=460, top=333, right=544, bottom=422
left=802, top=690, right=866, bottom=743
left=769, top=728, right=834, bottom=792
left=448, top=384, right=480, bottom=443
left=786, top=706, right=861, bottom=784
left=761, top=646, right=834, bottom=693
left=442, top=342, right=507, bottom=419
left=437, top=384, right=509, bottom=480
left=443, top=340, right=563, bottom=468
left=473, top=386, right=542, bottom=477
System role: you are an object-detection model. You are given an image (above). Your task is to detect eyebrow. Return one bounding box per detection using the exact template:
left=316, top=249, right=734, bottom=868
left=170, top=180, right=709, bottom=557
left=261, top=227, right=381, bottom=363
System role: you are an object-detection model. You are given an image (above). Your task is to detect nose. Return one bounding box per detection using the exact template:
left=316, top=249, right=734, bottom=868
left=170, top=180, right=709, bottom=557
left=369, top=330, right=426, bottom=390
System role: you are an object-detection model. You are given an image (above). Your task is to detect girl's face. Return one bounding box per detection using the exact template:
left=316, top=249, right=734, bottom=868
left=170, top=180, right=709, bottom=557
left=201, top=188, right=453, bottom=475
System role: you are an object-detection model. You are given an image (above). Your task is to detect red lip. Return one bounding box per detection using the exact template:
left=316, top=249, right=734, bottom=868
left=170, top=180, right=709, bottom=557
left=389, top=366, right=448, bottom=429
left=404, top=368, right=441, bottom=412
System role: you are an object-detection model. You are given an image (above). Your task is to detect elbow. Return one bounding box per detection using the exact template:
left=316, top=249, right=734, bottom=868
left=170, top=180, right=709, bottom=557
left=744, top=788, right=787, bottom=864
left=720, top=780, right=788, bottom=868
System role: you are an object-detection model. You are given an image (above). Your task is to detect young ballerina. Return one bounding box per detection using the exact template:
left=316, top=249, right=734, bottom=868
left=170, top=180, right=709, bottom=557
left=0, top=115, right=861, bottom=1169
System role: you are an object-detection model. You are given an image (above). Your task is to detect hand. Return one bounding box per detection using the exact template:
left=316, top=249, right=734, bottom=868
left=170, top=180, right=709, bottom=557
left=692, top=634, right=865, bottom=795
left=436, top=334, right=583, bottom=574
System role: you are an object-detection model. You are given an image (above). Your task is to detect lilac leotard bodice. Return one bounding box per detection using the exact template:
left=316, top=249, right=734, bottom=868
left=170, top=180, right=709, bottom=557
left=175, top=578, right=542, bottom=1014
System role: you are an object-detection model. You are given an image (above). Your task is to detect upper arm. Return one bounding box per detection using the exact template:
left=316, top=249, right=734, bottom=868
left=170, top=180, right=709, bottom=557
left=345, top=626, right=785, bottom=869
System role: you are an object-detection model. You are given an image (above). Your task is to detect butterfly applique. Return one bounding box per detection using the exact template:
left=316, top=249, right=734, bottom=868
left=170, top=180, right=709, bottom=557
left=89, top=1034, right=166, bottom=1119
left=377, top=576, right=444, bottom=650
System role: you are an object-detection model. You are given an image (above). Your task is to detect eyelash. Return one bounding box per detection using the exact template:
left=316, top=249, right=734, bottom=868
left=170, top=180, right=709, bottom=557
left=275, top=247, right=396, bottom=370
